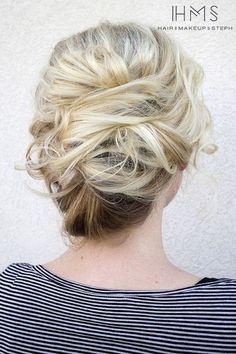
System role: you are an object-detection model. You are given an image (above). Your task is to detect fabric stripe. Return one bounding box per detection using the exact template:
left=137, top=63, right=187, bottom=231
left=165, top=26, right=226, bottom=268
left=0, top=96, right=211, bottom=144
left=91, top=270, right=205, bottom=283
left=0, top=262, right=236, bottom=353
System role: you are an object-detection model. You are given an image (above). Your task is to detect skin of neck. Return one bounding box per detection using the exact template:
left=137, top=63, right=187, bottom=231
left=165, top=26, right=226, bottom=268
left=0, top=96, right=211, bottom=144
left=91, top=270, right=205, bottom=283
left=56, top=169, right=192, bottom=287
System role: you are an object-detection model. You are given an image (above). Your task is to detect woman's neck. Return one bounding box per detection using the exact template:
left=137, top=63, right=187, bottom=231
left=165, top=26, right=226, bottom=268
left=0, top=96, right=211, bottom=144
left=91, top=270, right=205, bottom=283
left=43, top=207, right=201, bottom=291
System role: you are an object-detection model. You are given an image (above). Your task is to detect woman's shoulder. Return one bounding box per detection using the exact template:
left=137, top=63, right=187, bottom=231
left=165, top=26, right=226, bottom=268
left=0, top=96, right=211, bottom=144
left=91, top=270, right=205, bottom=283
left=0, top=262, right=33, bottom=288
left=1, top=262, right=236, bottom=298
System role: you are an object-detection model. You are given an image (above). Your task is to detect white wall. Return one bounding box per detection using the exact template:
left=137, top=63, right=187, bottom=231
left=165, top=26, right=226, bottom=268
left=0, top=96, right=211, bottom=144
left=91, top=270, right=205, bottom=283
left=1, top=0, right=236, bottom=278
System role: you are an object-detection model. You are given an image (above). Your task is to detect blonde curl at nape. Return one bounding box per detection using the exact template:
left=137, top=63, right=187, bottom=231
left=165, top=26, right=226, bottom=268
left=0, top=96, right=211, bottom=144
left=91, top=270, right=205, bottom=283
left=17, top=19, right=218, bottom=242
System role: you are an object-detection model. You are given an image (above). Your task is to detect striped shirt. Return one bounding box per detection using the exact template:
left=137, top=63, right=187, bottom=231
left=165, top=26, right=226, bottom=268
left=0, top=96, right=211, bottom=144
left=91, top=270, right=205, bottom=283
left=1, top=262, right=236, bottom=353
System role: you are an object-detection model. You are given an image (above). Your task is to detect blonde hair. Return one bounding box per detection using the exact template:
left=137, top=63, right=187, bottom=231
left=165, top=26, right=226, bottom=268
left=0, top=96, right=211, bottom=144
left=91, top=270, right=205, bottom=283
left=16, top=20, right=218, bottom=243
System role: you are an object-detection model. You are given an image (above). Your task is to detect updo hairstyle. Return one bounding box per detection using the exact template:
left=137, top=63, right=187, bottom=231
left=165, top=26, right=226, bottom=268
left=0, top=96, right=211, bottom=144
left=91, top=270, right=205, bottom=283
left=21, top=20, right=217, bottom=243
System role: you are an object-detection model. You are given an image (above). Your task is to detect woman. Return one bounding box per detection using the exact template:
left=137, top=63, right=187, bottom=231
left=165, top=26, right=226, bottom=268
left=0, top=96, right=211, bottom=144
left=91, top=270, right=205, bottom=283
left=1, top=20, right=236, bottom=353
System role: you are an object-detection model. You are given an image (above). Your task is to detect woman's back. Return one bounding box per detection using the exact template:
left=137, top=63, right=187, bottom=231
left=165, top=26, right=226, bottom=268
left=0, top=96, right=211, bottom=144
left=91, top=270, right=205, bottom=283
left=1, top=262, right=236, bottom=353
left=8, top=19, right=235, bottom=354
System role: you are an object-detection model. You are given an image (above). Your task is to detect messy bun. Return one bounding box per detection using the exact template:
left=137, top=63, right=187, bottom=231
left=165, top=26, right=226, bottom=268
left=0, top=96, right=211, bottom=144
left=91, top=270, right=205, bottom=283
left=18, top=20, right=218, bottom=242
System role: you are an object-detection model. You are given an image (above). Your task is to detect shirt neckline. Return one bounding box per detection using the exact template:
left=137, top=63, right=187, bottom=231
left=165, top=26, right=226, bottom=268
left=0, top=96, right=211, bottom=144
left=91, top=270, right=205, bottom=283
left=32, top=263, right=222, bottom=296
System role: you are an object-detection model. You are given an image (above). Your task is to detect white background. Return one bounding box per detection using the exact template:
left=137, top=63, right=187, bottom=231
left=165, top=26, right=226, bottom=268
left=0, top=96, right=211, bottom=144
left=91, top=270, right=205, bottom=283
left=0, top=0, right=235, bottom=278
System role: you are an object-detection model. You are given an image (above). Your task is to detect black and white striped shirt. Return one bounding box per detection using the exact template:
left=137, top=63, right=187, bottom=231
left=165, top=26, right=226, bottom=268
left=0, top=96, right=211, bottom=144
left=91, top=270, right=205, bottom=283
left=1, top=262, right=236, bottom=353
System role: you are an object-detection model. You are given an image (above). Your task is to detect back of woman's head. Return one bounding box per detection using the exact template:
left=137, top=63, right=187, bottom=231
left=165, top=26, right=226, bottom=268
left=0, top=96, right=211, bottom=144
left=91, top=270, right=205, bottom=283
left=22, top=20, right=217, bottom=243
